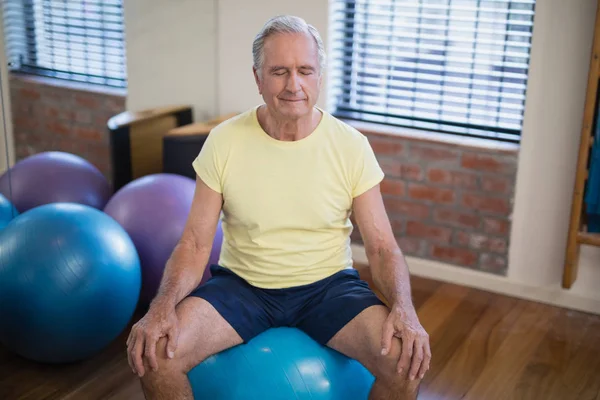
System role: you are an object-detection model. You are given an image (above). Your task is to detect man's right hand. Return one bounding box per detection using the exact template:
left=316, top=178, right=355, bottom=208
left=126, top=304, right=179, bottom=377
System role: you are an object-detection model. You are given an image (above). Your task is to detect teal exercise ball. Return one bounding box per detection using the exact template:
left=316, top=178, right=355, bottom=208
left=0, top=193, right=18, bottom=229
left=0, top=203, right=141, bottom=364
left=188, top=327, right=375, bottom=399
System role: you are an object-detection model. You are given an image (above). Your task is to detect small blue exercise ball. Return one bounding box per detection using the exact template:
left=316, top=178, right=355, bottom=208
left=0, top=193, right=18, bottom=229
left=0, top=203, right=141, bottom=364
left=188, top=327, right=375, bottom=399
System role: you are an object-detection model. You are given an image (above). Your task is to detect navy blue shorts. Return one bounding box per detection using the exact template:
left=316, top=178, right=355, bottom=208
left=188, top=265, right=385, bottom=345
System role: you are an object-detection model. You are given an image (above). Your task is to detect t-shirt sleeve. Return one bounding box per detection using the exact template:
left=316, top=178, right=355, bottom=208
left=352, top=135, right=385, bottom=198
left=192, top=131, right=223, bottom=194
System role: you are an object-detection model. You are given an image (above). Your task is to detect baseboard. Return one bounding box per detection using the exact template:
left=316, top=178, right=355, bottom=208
left=351, top=244, right=600, bottom=315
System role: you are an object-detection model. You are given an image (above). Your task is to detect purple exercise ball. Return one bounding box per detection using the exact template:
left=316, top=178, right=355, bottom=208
left=104, top=173, right=223, bottom=305
left=0, top=151, right=111, bottom=213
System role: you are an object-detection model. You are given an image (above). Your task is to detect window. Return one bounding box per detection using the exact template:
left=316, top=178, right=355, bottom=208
left=328, top=0, right=536, bottom=143
left=2, top=0, right=126, bottom=88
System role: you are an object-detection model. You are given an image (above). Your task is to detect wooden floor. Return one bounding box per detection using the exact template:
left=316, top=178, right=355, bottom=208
left=1, top=269, right=599, bottom=400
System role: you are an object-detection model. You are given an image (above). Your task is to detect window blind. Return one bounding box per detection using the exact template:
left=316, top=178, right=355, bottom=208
left=329, top=0, right=536, bottom=142
left=2, top=0, right=126, bottom=88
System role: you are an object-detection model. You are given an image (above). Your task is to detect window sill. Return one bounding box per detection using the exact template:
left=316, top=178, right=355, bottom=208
left=9, top=72, right=127, bottom=98
left=343, top=119, right=520, bottom=154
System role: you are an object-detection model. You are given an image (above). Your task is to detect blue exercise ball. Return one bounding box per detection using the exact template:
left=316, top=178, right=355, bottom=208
left=0, top=193, right=18, bottom=229
left=0, top=203, right=141, bottom=364
left=188, top=328, right=375, bottom=399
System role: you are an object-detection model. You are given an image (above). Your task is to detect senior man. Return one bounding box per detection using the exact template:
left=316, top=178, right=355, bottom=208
left=126, top=15, right=431, bottom=400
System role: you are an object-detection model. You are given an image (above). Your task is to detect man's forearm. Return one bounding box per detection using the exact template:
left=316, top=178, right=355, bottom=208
left=369, top=247, right=417, bottom=315
left=150, top=240, right=210, bottom=311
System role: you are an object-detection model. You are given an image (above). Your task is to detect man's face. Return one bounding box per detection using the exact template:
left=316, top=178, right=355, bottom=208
left=254, top=32, right=322, bottom=120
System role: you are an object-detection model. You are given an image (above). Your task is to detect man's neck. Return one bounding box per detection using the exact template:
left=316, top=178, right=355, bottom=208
left=258, top=106, right=321, bottom=142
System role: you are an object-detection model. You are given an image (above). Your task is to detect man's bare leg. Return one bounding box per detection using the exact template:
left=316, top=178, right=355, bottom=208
left=138, top=297, right=243, bottom=400
left=327, top=305, right=422, bottom=400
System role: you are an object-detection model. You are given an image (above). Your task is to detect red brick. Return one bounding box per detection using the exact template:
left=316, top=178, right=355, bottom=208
left=95, top=114, right=113, bottom=127
left=401, top=164, right=423, bottom=181
left=454, top=231, right=470, bottom=247
left=43, top=89, right=68, bottom=101
left=75, top=94, right=100, bottom=109
left=431, top=245, right=478, bottom=267
left=75, top=110, right=93, bottom=124
left=368, top=135, right=404, bottom=156
left=46, top=121, right=70, bottom=136
left=105, top=97, right=126, bottom=114
left=479, top=253, right=507, bottom=274
left=480, top=175, right=512, bottom=194
left=19, top=87, right=40, bottom=100
left=75, top=127, right=103, bottom=141
left=483, top=217, right=510, bottom=235
left=406, top=221, right=452, bottom=242
left=58, top=138, right=83, bottom=154
left=9, top=75, right=123, bottom=180
left=462, top=193, right=510, bottom=215
left=427, top=168, right=478, bottom=189
left=390, top=218, right=404, bottom=235
left=89, top=145, right=110, bottom=161
left=454, top=231, right=507, bottom=253
left=461, top=153, right=514, bottom=174
left=380, top=160, right=423, bottom=180
left=384, top=198, right=430, bottom=219
left=410, top=144, right=459, bottom=163
left=13, top=116, right=40, bottom=131
left=380, top=158, right=403, bottom=177
left=408, top=184, right=455, bottom=204
left=433, top=209, right=481, bottom=229
left=43, top=106, right=60, bottom=119
left=380, top=179, right=405, bottom=196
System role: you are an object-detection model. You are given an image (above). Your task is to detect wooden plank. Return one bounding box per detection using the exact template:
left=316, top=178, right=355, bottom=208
left=561, top=313, right=600, bottom=400
left=513, top=308, right=600, bottom=400
left=128, top=115, right=177, bottom=179
left=462, top=302, right=558, bottom=399
left=577, top=231, right=600, bottom=246
left=419, top=287, right=493, bottom=387
left=421, top=294, right=520, bottom=399
left=167, top=113, right=239, bottom=136
left=563, top=0, right=600, bottom=288
left=414, top=283, right=471, bottom=336
left=107, top=105, right=191, bottom=130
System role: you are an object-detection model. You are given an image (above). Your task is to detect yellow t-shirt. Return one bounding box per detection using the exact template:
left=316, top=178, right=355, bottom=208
left=192, top=105, right=384, bottom=288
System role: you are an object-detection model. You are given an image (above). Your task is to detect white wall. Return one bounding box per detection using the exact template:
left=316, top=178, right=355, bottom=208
left=0, top=8, right=15, bottom=173
left=216, top=0, right=328, bottom=114
left=509, top=0, right=600, bottom=303
left=124, top=0, right=328, bottom=119
left=123, top=0, right=218, bottom=121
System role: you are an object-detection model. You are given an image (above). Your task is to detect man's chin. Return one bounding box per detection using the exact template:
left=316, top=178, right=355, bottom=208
left=277, top=102, right=310, bottom=115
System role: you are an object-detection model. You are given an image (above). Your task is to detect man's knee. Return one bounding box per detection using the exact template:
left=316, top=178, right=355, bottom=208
left=142, top=336, right=198, bottom=378
left=372, top=338, right=422, bottom=392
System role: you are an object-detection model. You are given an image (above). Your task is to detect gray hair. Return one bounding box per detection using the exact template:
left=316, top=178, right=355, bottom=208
left=252, top=15, right=326, bottom=76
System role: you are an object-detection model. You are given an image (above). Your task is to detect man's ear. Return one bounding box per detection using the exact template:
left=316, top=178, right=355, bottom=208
left=253, top=67, right=262, bottom=95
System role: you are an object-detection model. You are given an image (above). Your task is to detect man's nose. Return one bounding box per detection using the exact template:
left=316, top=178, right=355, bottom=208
left=286, top=72, right=302, bottom=93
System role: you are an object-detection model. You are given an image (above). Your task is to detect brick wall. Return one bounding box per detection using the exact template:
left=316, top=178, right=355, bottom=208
left=352, top=131, right=518, bottom=275
left=8, top=74, right=126, bottom=181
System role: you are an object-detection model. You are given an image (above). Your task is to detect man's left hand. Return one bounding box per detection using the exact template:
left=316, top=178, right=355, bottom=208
left=381, top=305, right=431, bottom=381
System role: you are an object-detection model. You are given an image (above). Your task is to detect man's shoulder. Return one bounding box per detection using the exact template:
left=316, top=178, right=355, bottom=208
left=322, top=110, right=370, bottom=147
left=208, top=106, right=258, bottom=140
